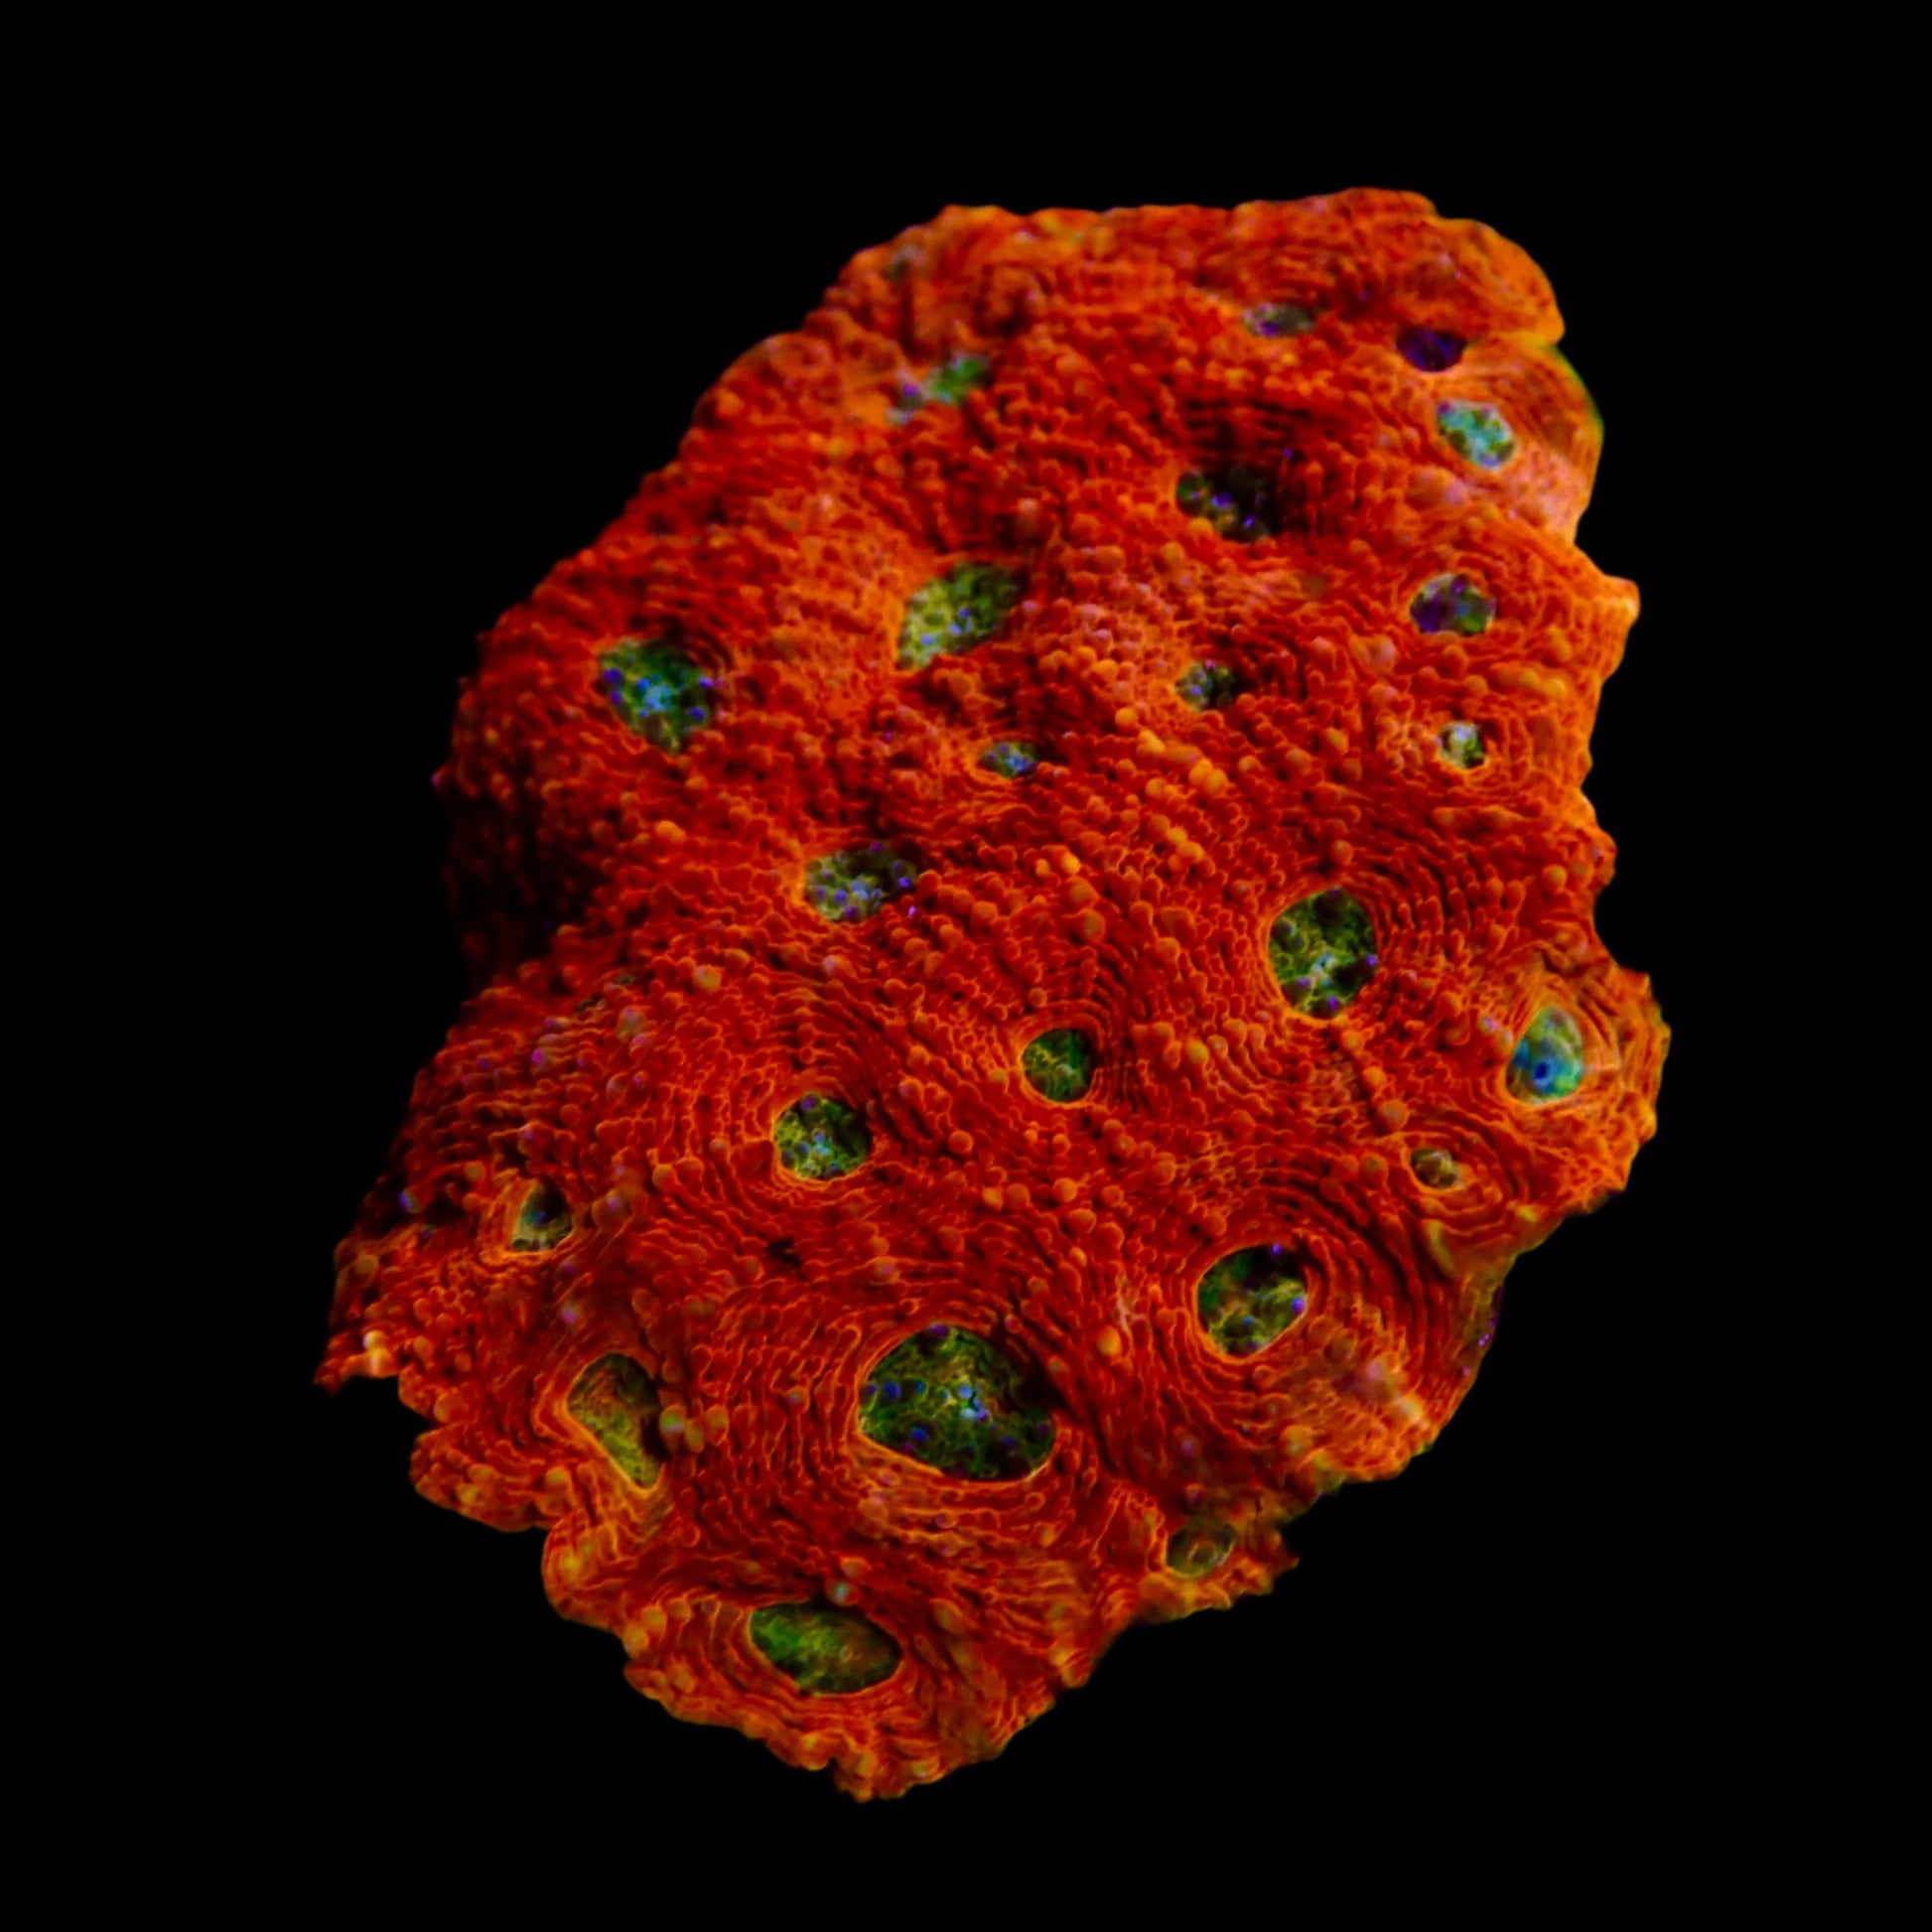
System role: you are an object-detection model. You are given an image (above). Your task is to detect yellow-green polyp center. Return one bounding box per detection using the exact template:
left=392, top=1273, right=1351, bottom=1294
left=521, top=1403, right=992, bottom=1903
left=1196, top=1244, right=1309, bottom=1356
left=1022, top=1028, right=1094, bottom=1101
left=898, top=562, right=1022, bottom=670
left=1269, top=890, right=1378, bottom=1018
left=804, top=845, right=915, bottom=921
left=749, top=1602, right=900, bottom=1694
left=774, top=1093, right=872, bottom=1178
left=1167, top=1518, right=1236, bottom=1577
left=860, top=1324, right=1054, bottom=1479
left=566, top=1355, right=661, bottom=1486
left=511, top=1180, right=573, bottom=1250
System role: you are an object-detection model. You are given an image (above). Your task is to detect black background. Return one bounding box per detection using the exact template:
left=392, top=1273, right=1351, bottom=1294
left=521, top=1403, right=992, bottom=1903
left=215, top=100, right=1810, bottom=1880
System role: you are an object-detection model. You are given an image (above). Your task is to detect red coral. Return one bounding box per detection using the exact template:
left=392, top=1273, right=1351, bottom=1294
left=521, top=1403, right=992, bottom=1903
left=320, top=192, right=1667, bottom=1797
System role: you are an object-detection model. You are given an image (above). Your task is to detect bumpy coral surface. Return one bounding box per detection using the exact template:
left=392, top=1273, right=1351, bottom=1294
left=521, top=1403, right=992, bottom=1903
left=321, top=193, right=1667, bottom=1797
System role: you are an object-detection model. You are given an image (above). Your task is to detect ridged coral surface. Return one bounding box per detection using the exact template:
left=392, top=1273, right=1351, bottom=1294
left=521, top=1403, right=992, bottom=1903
left=321, top=192, right=1667, bottom=1797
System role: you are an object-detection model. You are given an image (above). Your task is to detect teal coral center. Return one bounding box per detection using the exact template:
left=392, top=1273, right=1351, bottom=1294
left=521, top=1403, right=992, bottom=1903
left=1508, top=1007, right=1587, bottom=1101
left=1436, top=401, right=1516, bottom=470
left=597, top=636, right=716, bottom=751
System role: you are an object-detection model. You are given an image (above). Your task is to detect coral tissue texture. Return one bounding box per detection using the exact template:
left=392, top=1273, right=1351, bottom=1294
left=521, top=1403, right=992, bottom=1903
left=321, top=194, right=1667, bottom=1797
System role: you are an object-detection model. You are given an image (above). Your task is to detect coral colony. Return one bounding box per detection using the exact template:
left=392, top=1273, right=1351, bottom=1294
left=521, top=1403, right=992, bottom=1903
left=323, top=195, right=1667, bottom=1796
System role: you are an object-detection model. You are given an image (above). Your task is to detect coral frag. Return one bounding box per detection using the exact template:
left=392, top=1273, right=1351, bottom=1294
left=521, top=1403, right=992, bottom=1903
left=321, top=193, right=1667, bottom=1796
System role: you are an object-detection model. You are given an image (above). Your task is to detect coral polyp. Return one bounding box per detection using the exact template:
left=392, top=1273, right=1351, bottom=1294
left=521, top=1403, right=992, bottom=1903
left=322, top=193, right=1666, bottom=1799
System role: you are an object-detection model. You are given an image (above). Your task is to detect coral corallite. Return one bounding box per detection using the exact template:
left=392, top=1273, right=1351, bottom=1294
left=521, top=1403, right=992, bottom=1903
left=320, top=193, right=1668, bottom=1798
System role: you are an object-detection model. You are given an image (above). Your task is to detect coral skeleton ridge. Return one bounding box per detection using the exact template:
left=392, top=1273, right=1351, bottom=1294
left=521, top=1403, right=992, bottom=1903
left=322, top=193, right=1667, bottom=1797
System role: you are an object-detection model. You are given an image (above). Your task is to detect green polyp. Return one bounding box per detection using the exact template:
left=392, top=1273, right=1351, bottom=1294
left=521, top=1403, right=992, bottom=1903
left=511, top=1180, right=573, bottom=1250
left=898, top=562, right=1022, bottom=670
left=596, top=637, right=716, bottom=751
left=774, top=1092, right=872, bottom=1179
left=803, top=844, right=916, bottom=921
left=924, top=352, right=989, bottom=405
left=1437, top=401, right=1517, bottom=470
left=1242, top=302, right=1315, bottom=339
left=860, top=1325, right=1054, bottom=1480
left=1167, top=1517, right=1237, bottom=1577
left=980, top=740, right=1041, bottom=778
left=1177, top=659, right=1240, bottom=712
left=1507, top=1007, right=1587, bottom=1103
left=890, top=351, right=990, bottom=423
left=1439, top=721, right=1486, bottom=768
left=566, top=1355, right=662, bottom=1487
left=1022, top=1028, right=1095, bottom=1102
left=1175, top=467, right=1279, bottom=542
left=1410, top=575, right=1496, bottom=635
left=1269, top=889, right=1378, bottom=1019
left=1411, top=1147, right=1463, bottom=1189
left=1196, top=1243, right=1309, bottom=1357
left=749, top=1602, right=900, bottom=1695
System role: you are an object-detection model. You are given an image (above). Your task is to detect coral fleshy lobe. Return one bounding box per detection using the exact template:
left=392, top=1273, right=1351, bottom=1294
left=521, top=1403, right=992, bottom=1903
left=323, top=193, right=1667, bottom=1798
